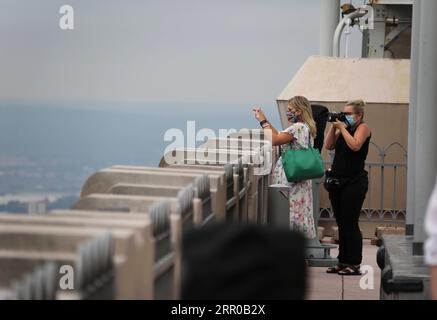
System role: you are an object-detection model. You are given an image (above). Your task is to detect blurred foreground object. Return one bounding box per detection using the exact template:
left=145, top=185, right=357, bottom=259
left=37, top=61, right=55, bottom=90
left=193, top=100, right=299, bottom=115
left=181, top=223, right=306, bottom=300
left=425, top=176, right=437, bottom=300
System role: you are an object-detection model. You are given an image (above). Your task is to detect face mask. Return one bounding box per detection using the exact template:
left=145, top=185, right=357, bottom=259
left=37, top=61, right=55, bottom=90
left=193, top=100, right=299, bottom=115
left=345, top=114, right=356, bottom=127
left=286, top=111, right=299, bottom=123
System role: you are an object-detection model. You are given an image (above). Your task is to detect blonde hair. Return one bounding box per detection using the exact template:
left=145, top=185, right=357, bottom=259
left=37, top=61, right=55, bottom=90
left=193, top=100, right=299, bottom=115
left=288, top=96, right=317, bottom=139
left=346, top=99, right=366, bottom=120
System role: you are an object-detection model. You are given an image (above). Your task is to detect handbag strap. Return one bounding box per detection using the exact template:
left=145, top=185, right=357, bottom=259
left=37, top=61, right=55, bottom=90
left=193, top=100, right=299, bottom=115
left=286, top=123, right=312, bottom=150
left=307, top=129, right=311, bottom=148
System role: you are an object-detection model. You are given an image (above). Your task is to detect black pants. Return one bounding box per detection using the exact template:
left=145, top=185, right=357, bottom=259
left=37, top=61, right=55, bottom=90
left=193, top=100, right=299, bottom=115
left=328, top=172, right=368, bottom=266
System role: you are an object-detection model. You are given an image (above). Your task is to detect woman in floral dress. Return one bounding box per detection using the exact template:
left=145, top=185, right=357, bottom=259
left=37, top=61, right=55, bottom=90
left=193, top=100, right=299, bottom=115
left=253, top=96, right=317, bottom=238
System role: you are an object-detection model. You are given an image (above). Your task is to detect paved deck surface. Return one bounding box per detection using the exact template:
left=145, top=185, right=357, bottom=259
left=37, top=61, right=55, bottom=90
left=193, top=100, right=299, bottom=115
left=307, top=239, right=381, bottom=300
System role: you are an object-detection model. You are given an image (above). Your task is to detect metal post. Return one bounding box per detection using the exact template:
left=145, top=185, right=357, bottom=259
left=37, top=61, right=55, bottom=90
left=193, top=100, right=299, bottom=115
left=319, top=0, right=340, bottom=56
left=312, top=179, right=322, bottom=234
left=406, top=0, right=420, bottom=237
left=413, top=0, right=437, bottom=255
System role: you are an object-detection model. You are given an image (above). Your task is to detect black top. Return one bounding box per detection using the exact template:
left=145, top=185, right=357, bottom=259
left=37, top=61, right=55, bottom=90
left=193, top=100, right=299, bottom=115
left=331, top=124, right=371, bottom=178
left=311, top=104, right=329, bottom=153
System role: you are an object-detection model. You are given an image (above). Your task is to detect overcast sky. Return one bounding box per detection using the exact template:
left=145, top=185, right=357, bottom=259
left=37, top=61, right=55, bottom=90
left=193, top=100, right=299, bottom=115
left=0, top=0, right=362, bottom=106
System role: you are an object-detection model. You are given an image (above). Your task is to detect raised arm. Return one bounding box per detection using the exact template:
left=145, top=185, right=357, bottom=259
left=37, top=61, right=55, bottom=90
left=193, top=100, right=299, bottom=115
left=266, top=126, right=293, bottom=146
left=337, top=122, right=371, bottom=152
left=253, top=107, right=293, bottom=146
left=324, top=124, right=341, bottom=150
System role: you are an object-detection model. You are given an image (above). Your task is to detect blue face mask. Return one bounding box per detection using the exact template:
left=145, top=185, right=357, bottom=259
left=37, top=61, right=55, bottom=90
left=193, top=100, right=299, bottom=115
left=286, top=111, right=299, bottom=123
left=345, top=115, right=356, bottom=127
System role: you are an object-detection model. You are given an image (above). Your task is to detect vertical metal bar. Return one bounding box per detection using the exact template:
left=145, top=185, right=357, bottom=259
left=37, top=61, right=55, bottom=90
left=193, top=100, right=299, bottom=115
left=413, top=0, right=437, bottom=251
left=393, top=166, right=397, bottom=219
left=380, top=165, right=385, bottom=219
left=258, top=178, right=263, bottom=223
left=233, top=170, right=240, bottom=222
left=379, top=146, right=387, bottom=220
left=406, top=0, right=421, bottom=235
left=368, top=164, right=372, bottom=218
left=379, top=164, right=385, bottom=219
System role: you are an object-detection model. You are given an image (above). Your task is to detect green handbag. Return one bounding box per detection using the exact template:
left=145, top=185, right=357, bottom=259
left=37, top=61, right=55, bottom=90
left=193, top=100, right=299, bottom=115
left=281, top=134, right=324, bottom=182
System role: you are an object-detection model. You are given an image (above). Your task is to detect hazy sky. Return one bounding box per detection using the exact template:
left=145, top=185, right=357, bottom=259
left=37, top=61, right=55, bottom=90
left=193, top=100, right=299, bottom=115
left=0, top=0, right=362, bottom=106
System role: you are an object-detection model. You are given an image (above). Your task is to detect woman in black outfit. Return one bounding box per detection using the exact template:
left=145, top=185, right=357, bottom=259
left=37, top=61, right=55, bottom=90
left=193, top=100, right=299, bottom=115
left=323, top=100, right=371, bottom=276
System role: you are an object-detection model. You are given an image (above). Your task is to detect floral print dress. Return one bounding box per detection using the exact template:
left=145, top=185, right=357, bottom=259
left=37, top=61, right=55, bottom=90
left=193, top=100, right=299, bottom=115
left=272, top=122, right=316, bottom=239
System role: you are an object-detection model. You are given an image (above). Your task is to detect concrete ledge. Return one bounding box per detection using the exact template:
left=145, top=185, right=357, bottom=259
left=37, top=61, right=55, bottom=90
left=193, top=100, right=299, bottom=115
left=380, top=235, right=431, bottom=300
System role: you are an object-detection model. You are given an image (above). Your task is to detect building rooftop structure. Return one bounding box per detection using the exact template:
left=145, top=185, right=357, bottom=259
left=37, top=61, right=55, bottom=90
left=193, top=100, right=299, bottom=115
left=277, top=56, right=410, bottom=104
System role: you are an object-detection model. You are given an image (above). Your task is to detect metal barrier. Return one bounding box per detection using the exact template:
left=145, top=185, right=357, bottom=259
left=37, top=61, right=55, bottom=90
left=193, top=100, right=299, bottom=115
left=80, top=167, right=222, bottom=222
left=200, top=136, right=276, bottom=224
left=158, top=155, right=250, bottom=222
left=0, top=226, right=115, bottom=299
left=49, top=208, right=173, bottom=300
left=57, top=202, right=176, bottom=300
left=227, top=129, right=280, bottom=223
left=0, top=213, right=152, bottom=299
left=0, top=261, right=57, bottom=300
left=75, top=187, right=195, bottom=230
left=107, top=167, right=213, bottom=225
left=73, top=191, right=196, bottom=299
left=163, top=164, right=233, bottom=222
left=160, top=148, right=257, bottom=223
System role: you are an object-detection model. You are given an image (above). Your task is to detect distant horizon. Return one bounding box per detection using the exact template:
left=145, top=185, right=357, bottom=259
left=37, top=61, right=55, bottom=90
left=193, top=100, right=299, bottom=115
left=0, top=99, right=282, bottom=121
left=0, top=104, right=273, bottom=196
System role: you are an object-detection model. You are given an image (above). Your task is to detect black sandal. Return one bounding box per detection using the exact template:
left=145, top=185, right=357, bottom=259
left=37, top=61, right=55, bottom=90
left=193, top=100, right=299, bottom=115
left=337, top=265, right=361, bottom=276
left=326, top=264, right=345, bottom=274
